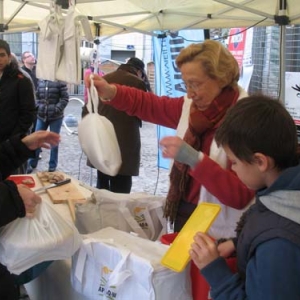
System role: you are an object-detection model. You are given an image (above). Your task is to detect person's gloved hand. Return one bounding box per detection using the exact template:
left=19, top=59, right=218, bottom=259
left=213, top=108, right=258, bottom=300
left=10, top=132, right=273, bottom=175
left=159, top=136, right=203, bottom=167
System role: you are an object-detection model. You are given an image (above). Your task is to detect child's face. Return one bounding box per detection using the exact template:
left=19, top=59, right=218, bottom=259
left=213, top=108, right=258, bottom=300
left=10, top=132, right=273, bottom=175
left=224, top=146, right=265, bottom=191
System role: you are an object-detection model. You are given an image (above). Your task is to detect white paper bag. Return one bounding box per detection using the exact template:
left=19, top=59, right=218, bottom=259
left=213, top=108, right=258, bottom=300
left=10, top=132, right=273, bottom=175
left=71, top=227, right=192, bottom=300
left=78, top=77, right=122, bottom=176
left=0, top=200, right=82, bottom=275
left=75, top=189, right=167, bottom=241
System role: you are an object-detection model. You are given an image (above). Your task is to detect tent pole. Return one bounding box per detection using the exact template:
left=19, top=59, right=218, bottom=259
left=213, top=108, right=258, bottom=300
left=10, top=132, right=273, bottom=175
left=276, top=0, right=288, bottom=105
left=0, top=0, right=3, bottom=37
left=279, top=25, right=286, bottom=105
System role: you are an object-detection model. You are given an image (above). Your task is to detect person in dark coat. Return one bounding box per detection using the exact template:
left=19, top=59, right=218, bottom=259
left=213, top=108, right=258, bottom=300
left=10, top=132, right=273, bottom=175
left=21, top=51, right=38, bottom=90
left=21, top=51, right=43, bottom=163
left=28, top=80, right=69, bottom=172
left=0, top=130, right=60, bottom=300
left=0, top=40, right=36, bottom=174
left=127, top=57, right=152, bottom=92
left=83, top=60, right=147, bottom=193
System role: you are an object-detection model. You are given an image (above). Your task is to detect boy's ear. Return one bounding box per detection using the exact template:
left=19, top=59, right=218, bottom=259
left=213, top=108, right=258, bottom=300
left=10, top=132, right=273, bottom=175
left=253, top=153, right=270, bottom=172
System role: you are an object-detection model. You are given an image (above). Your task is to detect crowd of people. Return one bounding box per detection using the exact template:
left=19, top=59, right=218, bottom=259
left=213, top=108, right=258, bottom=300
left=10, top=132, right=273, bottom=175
left=1, top=36, right=300, bottom=300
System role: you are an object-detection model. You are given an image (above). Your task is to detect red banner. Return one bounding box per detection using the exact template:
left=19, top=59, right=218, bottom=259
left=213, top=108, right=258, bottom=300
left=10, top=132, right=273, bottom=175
left=228, top=28, right=247, bottom=71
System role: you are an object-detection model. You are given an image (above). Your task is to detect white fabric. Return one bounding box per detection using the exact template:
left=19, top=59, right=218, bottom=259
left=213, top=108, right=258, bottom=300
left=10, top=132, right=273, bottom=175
left=36, top=3, right=92, bottom=84
left=4, top=1, right=300, bottom=37
left=71, top=227, right=192, bottom=300
left=0, top=200, right=82, bottom=275
left=176, top=87, right=254, bottom=239
left=75, top=189, right=167, bottom=241
left=78, top=78, right=122, bottom=176
left=56, top=5, right=93, bottom=84
left=36, top=5, right=64, bottom=81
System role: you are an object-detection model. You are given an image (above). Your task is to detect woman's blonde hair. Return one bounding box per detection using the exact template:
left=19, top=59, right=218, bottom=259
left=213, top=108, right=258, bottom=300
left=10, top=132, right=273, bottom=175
left=176, top=40, right=239, bottom=88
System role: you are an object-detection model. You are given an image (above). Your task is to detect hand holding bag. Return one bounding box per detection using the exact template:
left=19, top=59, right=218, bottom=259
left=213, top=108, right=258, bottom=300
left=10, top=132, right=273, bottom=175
left=0, top=200, right=82, bottom=275
left=78, top=76, right=122, bottom=176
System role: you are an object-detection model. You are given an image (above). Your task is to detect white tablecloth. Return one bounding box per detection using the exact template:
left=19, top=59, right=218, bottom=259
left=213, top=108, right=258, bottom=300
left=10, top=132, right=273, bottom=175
left=24, top=174, right=93, bottom=300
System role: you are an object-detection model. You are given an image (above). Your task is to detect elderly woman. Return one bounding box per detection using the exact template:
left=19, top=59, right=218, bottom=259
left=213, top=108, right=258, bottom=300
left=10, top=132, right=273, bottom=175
left=85, top=40, right=254, bottom=238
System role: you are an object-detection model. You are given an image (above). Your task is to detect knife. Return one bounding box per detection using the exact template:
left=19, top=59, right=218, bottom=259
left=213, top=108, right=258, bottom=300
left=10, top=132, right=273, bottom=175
left=33, top=178, right=71, bottom=193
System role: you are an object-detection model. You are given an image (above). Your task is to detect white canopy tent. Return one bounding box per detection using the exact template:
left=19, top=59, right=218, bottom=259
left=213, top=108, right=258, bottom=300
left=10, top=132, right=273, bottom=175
left=1, top=0, right=299, bottom=101
left=1, top=0, right=300, bottom=36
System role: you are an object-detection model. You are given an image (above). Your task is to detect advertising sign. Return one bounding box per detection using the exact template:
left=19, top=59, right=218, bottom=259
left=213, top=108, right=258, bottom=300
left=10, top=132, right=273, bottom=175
left=285, top=72, right=300, bottom=125
left=153, top=30, right=204, bottom=169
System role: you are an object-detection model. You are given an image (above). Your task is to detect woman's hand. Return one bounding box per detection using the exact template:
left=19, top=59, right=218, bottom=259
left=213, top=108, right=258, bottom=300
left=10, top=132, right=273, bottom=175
left=17, top=184, right=42, bottom=218
left=21, top=131, right=60, bottom=150
left=159, top=136, right=184, bottom=159
left=190, top=232, right=219, bottom=270
left=84, top=74, right=117, bottom=101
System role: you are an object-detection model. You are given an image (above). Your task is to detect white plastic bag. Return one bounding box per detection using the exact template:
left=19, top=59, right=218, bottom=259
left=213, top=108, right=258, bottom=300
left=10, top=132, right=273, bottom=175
left=78, top=77, right=122, bottom=176
left=0, top=200, right=82, bottom=275
left=75, top=189, right=167, bottom=241
left=71, top=227, right=192, bottom=300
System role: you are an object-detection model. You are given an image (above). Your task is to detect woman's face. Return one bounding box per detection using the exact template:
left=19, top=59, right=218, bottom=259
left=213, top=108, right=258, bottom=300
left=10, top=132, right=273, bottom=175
left=180, top=61, right=222, bottom=111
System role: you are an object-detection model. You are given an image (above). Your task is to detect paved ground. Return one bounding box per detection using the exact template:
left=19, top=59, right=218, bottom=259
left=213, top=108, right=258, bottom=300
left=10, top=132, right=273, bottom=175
left=32, top=97, right=170, bottom=197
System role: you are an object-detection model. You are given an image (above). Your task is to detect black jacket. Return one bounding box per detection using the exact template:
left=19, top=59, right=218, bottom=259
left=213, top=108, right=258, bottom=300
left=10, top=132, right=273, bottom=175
left=0, top=64, right=36, bottom=143
left=0, top=135, right=34, bottom=300
left=36, top=80, right=69, bottom=122
left=21, top=65, right=38, bottom=90
left=0, top=134, right=34, bottom=225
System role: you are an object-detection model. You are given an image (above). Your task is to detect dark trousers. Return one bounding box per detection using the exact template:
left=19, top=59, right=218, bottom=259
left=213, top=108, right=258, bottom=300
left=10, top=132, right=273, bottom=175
left=0, top=264, right=19, bottom=300
left=28, top=117, right=63, bottom=170
left=96, top=171, right=132, bottom=193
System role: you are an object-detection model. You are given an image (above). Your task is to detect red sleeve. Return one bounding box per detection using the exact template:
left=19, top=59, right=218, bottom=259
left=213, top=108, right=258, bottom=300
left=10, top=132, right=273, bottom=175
left=190, top=154, right=255, bottom=209
left=109, top=85, right=184, bottom=129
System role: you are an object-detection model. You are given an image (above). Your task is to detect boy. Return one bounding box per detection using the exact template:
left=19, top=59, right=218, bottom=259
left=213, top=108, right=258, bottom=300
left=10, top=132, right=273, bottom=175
left=190, top=95, right=300, bottom=299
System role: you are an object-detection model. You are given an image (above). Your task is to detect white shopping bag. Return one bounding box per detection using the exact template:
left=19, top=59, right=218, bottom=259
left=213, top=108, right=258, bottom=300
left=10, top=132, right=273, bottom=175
left=71, top=227, right=192, bottom=300
left=0, top=200, right=82, bottom=275
left=78, top=77, right=122, bottom=176
left=75, top=189, right=167, bottom=241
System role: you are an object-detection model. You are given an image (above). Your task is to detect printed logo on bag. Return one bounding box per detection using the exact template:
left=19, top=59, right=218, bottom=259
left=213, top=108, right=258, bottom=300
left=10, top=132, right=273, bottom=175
left=98, top=266, right=117, bottom=299
left=133, top=207, right=148, bottom=229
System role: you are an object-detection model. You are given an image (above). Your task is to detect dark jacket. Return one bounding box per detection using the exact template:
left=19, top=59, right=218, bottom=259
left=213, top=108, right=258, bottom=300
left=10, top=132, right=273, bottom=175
left=21, top=65, right=38, bottom=90
left=0, top=64, right=36, bottom=143
left=82, top=64, right=147, bottom=175
left=0, top=134, right=35, bottom=300
left=36, top=80, right=69, bottom=122
left=201, top=164, right=300, bottom=300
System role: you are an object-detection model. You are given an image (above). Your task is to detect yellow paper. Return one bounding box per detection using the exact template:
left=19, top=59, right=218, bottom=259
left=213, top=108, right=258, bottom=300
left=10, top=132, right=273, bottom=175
left=161, top=202, right=221, bottom=272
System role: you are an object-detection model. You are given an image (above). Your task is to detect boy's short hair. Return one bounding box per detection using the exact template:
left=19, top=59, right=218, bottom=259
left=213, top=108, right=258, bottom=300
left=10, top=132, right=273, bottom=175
left=215, top=94, right=298, bottom=170
left=0, top=40, right=11, bottom=55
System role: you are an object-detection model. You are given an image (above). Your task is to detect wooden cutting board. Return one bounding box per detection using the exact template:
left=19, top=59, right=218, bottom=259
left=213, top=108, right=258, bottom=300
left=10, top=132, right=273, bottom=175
left=36, top=172, right=86, bottom=204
